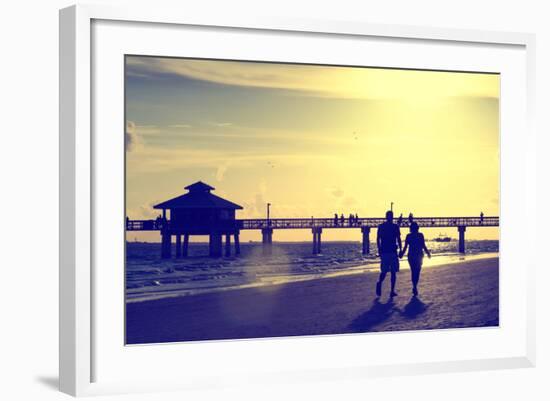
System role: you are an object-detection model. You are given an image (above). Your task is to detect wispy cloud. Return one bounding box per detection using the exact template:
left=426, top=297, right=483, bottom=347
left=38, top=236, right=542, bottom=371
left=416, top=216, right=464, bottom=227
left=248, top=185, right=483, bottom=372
left=127, top=200, right=161, bottom=220
left=209, top=122, right=233, bottom=127
left=126, top=121, right=166, bottom=151
left=127, top=122, right=165, bottom=151
left=240, top=179, right=312, bottom=219
left=135, top=125, right=161, bottom=135
left=328, top=187, right=344, bottom=198
left=168, top=124, right=192, bottom=128
left=125, top=121, right=141, bottom=152
left=126, top=145, right=341, bottom=175
left=215, top=161, right=230, bottom=182
left=342, top=196, right=357, bottom=206
left=126, top=56, right=499, bottom=100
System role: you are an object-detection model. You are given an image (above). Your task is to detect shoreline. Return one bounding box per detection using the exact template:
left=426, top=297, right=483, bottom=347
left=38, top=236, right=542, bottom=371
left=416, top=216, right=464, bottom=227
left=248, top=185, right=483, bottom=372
left=126, top=251, right=498, bottom=303
left=126, top=257, right=499, bottom=344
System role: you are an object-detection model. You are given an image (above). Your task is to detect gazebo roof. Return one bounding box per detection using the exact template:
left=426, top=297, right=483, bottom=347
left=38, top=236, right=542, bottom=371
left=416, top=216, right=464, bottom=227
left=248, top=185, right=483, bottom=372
left=153, top=181, right=243, bottom=210
left=184, top=181, right=215, bottom=192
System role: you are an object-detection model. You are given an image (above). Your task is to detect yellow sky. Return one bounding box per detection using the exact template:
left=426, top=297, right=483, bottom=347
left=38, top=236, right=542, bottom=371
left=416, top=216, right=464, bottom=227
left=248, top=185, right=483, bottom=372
left=126, top=57, right=499, bottom=242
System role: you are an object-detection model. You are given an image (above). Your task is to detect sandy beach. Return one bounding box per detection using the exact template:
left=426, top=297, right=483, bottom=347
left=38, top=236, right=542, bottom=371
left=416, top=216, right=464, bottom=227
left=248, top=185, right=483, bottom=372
left=126, top=257, right=498, bottom=344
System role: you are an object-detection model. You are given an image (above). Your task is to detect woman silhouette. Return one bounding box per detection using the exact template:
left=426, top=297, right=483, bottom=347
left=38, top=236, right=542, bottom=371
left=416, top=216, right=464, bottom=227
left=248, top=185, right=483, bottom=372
left=400, top=222, right=431, bottom=296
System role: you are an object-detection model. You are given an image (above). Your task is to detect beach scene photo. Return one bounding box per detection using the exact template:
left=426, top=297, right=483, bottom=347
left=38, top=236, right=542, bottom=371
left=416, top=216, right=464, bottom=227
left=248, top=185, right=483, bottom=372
left=125, top=56, right=499, bottom=345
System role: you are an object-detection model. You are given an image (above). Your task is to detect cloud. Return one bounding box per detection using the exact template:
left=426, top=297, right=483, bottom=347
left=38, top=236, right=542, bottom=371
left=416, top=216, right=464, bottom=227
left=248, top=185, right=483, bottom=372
left=168, top=124, right=192, bottom=128
left=325, top=186, right=358, bottom=209
left=240, top=180, right=269, bottom=218
left=259, top=179, right=268, bottom=194
left=127, top=200, right=160, bottom=220
left=240, top=179, right=312, bottom=218
left=254, top=193, right=266, bottom=216
left=329, top=187, right=344, bottom=198
left=215, top=162, right=230, bottom=182
left=210, top=122, right=233, bottom=127
left=126, top=56, right=500, bottom=100
left=126, top=122, right=164, bottom=152
left=342, top=196, right=357, bottom=206
left=126, top=120, right=139, bottom=152
left=125, top=144, right=339, bottom=175
left=135, top=125, right=161, bottom=135
left=241, top=194, right=266, bottom=218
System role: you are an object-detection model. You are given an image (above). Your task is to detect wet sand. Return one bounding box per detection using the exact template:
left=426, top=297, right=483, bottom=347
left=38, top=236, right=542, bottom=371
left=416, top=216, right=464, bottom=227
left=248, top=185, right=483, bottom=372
left=126, top=257, right=499, bottom=344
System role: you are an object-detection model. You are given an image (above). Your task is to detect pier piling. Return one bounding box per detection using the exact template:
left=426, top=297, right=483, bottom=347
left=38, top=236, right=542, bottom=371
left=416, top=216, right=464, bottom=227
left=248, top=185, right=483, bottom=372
left=175, top=234, right=182, bottom=258
left=312, top=227, right=323, bottom=254
left=262, top=228, right=273, bottom=255
left=182, top=234, right=189, bottom=257
left=234, top=231, right=241, bottom=255
left=225, top=234, right=231, bottom=257
left=361, top=226, right=371, bottom=255
left=161, top=232, right=171, bottom=259
left=458, top=226, right=466, bottom=254
left=209, top=233, right=223, bottom=257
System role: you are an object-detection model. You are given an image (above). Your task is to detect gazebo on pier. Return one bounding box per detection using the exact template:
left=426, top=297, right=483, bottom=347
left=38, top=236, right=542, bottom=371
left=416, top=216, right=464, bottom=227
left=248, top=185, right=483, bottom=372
left=154, top=181, right=243, bottom=258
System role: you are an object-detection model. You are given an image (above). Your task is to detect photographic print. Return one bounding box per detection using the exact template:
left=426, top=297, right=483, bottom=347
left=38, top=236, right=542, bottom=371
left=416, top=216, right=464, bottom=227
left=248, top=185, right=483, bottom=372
left=125, top=56, right=499, bottom=345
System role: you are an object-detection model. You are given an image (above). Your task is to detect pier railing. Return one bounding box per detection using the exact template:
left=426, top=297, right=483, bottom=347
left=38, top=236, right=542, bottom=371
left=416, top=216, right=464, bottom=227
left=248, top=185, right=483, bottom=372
left=126, top=216, right=498, bottom=258
left=126, top=219, right=164, bottom=231
left=126, top=216, right=499, bottom=231
left=237, top=216, right=499, bottom=230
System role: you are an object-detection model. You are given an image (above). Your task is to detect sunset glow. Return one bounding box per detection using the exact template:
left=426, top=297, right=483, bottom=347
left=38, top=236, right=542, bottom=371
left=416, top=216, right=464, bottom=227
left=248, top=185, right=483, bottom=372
left=125, top=56, right=499, bottom=242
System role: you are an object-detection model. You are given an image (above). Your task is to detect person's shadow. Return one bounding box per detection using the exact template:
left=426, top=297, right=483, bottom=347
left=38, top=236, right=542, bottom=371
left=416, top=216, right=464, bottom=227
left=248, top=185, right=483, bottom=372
left=348, top=298, right=397, bottom=332
left=400, top=296, right=429, bottom=319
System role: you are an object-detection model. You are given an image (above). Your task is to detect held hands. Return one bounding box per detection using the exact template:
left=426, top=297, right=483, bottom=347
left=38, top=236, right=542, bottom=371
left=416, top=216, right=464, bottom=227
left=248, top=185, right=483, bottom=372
left=398, top=250, right=404, bottom=259
left=427, top=251, right=432, bottom=259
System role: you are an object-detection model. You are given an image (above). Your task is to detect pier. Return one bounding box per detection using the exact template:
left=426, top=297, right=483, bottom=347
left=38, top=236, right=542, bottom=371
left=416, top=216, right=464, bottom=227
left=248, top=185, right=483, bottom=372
left=127, top=181, right=498, bottom=258
left=126, top=181, right=499, bottom=259
left=128, top=217, right=498, bottom=257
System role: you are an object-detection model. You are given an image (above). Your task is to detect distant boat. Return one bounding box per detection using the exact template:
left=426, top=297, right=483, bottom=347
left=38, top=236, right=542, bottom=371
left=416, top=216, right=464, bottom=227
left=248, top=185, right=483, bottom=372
left=433, top=233, right=452, bottom=242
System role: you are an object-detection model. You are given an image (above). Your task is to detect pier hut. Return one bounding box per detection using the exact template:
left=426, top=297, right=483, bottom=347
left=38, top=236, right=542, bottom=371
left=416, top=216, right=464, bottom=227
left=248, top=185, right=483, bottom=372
left=153, top=181, right=243, bottom=258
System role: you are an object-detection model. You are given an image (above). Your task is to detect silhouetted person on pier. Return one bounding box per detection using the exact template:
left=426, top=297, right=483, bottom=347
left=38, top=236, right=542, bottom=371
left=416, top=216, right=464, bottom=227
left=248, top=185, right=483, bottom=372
left=480, top=211, right=484, bottom=224
left=376, top=210, right=402, bottom=297
left=408, top=213, right=414, bottom=224
left=400, top=222, right=431, bottom=296
left=334, top=213, right=339, bottom=226
left=355, top=213, right=359, bottom=225
left=348, top=213, right=353, bottom=226
left=340, top=214, right=345, bottom=225
left=126, top=216, right=130, bottom=229
left=398, top=213, right=403, bottom=226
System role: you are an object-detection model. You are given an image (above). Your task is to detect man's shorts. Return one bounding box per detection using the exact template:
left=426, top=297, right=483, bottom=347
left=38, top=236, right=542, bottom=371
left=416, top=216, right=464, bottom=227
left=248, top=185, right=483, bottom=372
left=380, top=252, right=400, bottom=273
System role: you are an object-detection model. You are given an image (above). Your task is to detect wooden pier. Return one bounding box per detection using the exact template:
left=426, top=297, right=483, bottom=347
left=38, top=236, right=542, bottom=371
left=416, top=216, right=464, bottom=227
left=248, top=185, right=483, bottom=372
left=127, top=215, right=499, bottom=257
left=127, top=180, right=498, bottom=258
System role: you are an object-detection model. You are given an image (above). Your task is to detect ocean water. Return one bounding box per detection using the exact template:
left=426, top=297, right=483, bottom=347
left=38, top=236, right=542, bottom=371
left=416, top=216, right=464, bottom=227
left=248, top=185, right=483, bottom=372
left=126, top=240, right=498, bottom=302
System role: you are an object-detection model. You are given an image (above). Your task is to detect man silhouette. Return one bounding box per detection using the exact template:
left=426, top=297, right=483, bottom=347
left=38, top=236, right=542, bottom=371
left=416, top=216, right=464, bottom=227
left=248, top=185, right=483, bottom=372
left=376, top=210, right=402, bottom=297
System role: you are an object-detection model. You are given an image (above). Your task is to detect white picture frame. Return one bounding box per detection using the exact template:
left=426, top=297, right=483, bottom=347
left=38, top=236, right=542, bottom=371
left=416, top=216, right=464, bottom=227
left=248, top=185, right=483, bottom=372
left=59, top=4, right=536, bottom=397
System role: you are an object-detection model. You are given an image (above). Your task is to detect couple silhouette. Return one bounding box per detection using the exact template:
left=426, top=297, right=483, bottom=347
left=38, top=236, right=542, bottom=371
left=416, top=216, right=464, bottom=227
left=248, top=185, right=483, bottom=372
left=376, top=210, right=431, bottom=297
